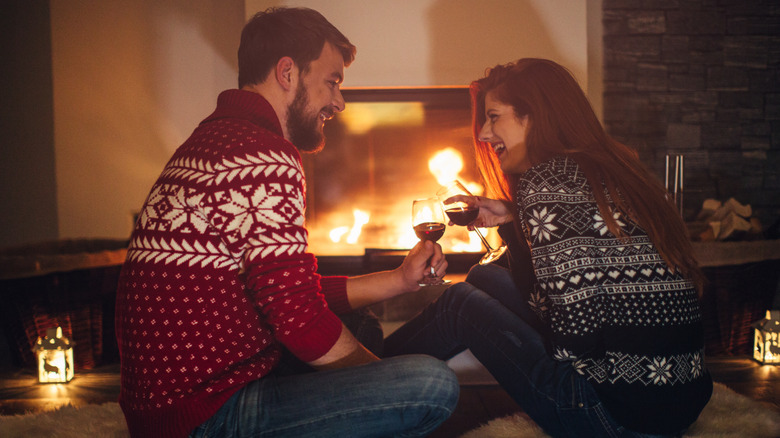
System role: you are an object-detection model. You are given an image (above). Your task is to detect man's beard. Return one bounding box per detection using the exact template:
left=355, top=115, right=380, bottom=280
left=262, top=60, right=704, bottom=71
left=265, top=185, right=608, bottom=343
left=286, top=81, right=329, bottom=153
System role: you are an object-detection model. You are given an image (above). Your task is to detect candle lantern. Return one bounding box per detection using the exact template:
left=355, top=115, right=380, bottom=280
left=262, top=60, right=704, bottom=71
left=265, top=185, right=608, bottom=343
left=752, top=310, right=780, bottom=365
left=34, top=327, right=74, bottom=383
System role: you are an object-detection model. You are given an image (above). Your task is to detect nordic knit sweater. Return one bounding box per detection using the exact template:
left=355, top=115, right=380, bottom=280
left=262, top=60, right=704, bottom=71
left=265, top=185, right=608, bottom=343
left=514, top=156, right=712, bottom=434
left=115, top=89, right=352, bottom=438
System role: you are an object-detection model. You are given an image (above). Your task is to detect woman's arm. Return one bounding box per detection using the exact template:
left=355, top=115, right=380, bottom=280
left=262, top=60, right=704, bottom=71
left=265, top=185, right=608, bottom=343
left=517, top=158, right=604, bottom=360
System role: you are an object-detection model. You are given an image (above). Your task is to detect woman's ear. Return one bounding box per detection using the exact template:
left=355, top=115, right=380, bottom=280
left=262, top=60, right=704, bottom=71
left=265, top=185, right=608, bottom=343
left=275, top=56, right=296, bottom=91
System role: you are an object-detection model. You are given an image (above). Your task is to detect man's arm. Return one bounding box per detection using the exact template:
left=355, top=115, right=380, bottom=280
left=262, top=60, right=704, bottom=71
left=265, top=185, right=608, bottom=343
left=345, top=240, right=446, bottom=309
left=308, top=323, right=379, bottom=369
left=307, top=240, right=447, bottom=370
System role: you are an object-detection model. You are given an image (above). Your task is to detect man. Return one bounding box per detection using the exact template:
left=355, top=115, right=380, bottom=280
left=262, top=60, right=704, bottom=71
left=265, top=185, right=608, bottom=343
left=115, top=7, right=458, bottom=438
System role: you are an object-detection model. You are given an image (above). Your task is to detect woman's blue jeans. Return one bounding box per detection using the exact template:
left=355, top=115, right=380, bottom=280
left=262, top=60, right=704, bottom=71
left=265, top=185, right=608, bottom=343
left=384, top=264, right=683, bottom=438
left=188, top=355, right=459, bottom=438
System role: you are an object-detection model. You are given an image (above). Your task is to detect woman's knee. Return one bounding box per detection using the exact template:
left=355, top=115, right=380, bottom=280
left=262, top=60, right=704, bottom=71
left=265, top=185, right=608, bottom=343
left=439, top=282, right=491, bottom=312
left=465, top=263, right=513, bottom=289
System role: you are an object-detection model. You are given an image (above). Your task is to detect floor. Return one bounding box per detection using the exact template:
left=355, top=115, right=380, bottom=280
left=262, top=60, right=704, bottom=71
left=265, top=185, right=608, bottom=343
left=2, top=272, right=779, bottom=435
left=0, top=356, right=778, bottom=437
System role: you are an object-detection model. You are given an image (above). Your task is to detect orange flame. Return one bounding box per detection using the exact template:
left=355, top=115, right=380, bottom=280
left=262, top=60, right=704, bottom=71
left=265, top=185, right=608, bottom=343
left=322, top=147, right=492, bottom=254
left=329, top=209, right=369, bottom=244
left=428, top=148, right=463, bottom=186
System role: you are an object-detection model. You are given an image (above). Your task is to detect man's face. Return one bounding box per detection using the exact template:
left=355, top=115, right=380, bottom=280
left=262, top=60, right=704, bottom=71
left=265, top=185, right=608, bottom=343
left=287, top=42, right=346, bottom=153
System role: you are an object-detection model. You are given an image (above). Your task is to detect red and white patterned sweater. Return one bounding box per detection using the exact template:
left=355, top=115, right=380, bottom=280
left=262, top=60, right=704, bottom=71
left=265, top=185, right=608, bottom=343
left=115, top=89, right=351, bottom=438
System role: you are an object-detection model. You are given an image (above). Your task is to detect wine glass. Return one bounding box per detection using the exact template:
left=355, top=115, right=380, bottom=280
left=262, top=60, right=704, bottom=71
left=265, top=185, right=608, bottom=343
left=437, top=180, right=507, bottom=265
left=412, top=198, right=450, bottom=286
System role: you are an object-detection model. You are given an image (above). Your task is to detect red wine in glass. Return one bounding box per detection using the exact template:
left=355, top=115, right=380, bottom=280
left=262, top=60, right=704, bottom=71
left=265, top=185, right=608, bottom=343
left=445, top=207, right=479, bottom=226
left=437, top=180, right=507, bottom=265
left=414, top=222, right=446, bottom=242
left=412, top=198, right=450, bottom=286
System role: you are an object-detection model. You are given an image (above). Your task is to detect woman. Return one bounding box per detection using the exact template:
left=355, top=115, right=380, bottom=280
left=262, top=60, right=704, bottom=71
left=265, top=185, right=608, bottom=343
left=384, top=58, right=713, bottom=437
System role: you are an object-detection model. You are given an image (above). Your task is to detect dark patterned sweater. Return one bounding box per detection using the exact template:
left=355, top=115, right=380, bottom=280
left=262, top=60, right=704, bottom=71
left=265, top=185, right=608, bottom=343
left=515, top=156, right=712, bottom=434
left=115, top=90, right=351, bottom=438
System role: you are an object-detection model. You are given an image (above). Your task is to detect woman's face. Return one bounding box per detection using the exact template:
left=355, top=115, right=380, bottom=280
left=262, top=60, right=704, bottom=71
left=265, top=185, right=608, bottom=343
left=478, top=91, right=531, bottom=174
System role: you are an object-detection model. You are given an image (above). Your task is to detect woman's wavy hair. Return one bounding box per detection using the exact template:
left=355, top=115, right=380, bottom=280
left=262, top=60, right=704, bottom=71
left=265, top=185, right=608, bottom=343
left=470, top=58, right=703, bottom=292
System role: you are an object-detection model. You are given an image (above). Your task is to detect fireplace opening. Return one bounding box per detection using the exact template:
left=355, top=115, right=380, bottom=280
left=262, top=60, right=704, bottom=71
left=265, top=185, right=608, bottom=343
left=302, top=87, right=502, bottom=259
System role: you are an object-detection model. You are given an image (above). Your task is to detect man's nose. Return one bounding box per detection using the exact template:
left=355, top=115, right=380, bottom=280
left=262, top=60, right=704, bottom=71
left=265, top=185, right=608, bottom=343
left=332, top=89, right=345, bottom=113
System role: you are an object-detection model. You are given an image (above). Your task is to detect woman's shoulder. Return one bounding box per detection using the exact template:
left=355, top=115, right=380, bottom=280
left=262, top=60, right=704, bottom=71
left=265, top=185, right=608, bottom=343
left=519, top=156, right=587, bottom=193
left=525, top=155, right=582, bottom=174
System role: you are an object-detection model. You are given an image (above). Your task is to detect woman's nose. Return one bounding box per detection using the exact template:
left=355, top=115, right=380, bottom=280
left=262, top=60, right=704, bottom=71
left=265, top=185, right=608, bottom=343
left=478, top=122, right=492, bottom=142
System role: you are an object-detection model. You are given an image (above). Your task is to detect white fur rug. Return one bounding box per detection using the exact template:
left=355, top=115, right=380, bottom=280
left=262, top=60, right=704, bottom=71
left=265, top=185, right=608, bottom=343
left=462, top=383, right=780, bottom=438
left=0, top=383, right=777, bottom=438
left=0, top=402, right=129, bottom=438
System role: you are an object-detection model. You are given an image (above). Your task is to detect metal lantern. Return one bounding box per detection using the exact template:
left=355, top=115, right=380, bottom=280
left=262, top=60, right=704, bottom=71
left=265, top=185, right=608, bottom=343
left=752, top=310, right=780, bottom=365
left=35, top=327, right=74, bottom=383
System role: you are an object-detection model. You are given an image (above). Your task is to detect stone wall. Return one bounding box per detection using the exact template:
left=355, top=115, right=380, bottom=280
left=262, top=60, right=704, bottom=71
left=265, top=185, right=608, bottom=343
left=602, top=0, right=779, bottom=229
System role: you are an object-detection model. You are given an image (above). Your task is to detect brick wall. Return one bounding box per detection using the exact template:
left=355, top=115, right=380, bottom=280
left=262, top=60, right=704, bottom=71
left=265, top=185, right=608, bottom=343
left=602, top=0, right=779, bottom=229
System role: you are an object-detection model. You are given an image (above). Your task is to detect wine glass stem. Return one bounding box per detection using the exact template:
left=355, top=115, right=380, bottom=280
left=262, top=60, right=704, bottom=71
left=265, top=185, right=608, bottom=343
left=473, top=228, right=494, bottom=251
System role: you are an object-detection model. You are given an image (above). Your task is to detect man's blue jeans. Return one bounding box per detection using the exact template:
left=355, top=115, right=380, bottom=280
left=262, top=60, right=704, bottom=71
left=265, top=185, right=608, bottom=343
left=188, top=306, right=458, bottom=438
left=188, top=355, right=457, bottom=438
left=384, top=264, right=684, bottom=438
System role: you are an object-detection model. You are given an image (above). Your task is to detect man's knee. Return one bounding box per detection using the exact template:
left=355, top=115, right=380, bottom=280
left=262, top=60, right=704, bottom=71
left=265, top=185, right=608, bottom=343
left=392, top=355, right=459, bottom=408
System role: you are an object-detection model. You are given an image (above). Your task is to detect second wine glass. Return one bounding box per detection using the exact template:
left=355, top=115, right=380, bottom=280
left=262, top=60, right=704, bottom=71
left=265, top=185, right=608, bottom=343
left=437, top=180, right=507, bottom=265
left=412, top=198, right=449, bottom=286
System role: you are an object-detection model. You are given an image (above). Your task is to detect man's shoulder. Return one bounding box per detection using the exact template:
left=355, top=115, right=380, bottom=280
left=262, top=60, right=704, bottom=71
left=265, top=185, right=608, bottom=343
left=185, top=117, right=299, bottom=162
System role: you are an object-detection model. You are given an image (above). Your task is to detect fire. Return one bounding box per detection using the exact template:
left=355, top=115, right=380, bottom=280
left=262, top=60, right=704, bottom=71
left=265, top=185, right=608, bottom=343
left=428, top=148, right=463, bottom=186
left=426, top=148, right=486, bottom=252
left=329, top=227, right=348, bottom=242
left=329, top=209, right=370, bottom=244
left=428, top=148, right=483, bottom=196
left=320, top=147, right=494, bottom=254
left=412, top=204, right=436, bottom=224
left=347, top=209, right=370, bottom=244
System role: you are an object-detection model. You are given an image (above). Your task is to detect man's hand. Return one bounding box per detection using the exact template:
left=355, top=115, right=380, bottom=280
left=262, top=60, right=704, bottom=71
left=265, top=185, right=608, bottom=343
left=344, top=241, right=447, bottom=308
left=399, top=240, right=447, bottom=292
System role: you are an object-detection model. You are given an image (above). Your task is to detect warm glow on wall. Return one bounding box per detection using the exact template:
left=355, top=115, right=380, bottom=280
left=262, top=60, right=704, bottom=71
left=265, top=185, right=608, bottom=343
left=340, top=102, right=424, bottom=135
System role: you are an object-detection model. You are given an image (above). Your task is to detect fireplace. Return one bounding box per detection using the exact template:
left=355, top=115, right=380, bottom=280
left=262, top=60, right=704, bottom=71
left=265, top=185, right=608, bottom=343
left=302, top=87, right=501, bottom=269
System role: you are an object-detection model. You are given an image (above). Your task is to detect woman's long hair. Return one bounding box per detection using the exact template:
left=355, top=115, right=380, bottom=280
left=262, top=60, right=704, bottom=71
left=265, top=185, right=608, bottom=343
left=470, top=58, right=703, bottom=292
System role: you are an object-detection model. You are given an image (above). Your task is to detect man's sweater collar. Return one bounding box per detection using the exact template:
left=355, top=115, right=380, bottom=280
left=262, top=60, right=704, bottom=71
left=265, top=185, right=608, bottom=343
left=201, top=89, right=284, bottom=137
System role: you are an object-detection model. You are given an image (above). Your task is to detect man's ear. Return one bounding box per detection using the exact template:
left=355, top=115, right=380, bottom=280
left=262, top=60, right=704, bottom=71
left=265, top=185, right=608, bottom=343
left=276, top=57, right=296, bottom=91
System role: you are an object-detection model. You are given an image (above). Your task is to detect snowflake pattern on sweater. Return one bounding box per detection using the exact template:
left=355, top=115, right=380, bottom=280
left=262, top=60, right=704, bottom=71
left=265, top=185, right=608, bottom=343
left=115, top=90, right=348, bottom=438
left=516, top=157, right=706, bottom=387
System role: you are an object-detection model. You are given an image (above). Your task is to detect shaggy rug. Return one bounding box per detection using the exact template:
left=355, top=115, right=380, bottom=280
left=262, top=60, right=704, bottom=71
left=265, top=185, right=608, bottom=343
left=462, top=383, right=780, bottom=438
left=0, top=383, right=777, bottom=437
left=0, top=402, right=129, bottom=438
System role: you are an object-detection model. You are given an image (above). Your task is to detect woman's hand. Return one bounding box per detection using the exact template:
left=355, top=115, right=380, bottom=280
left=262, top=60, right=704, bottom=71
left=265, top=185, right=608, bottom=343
left=472, top=196, right=513, bottom=229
